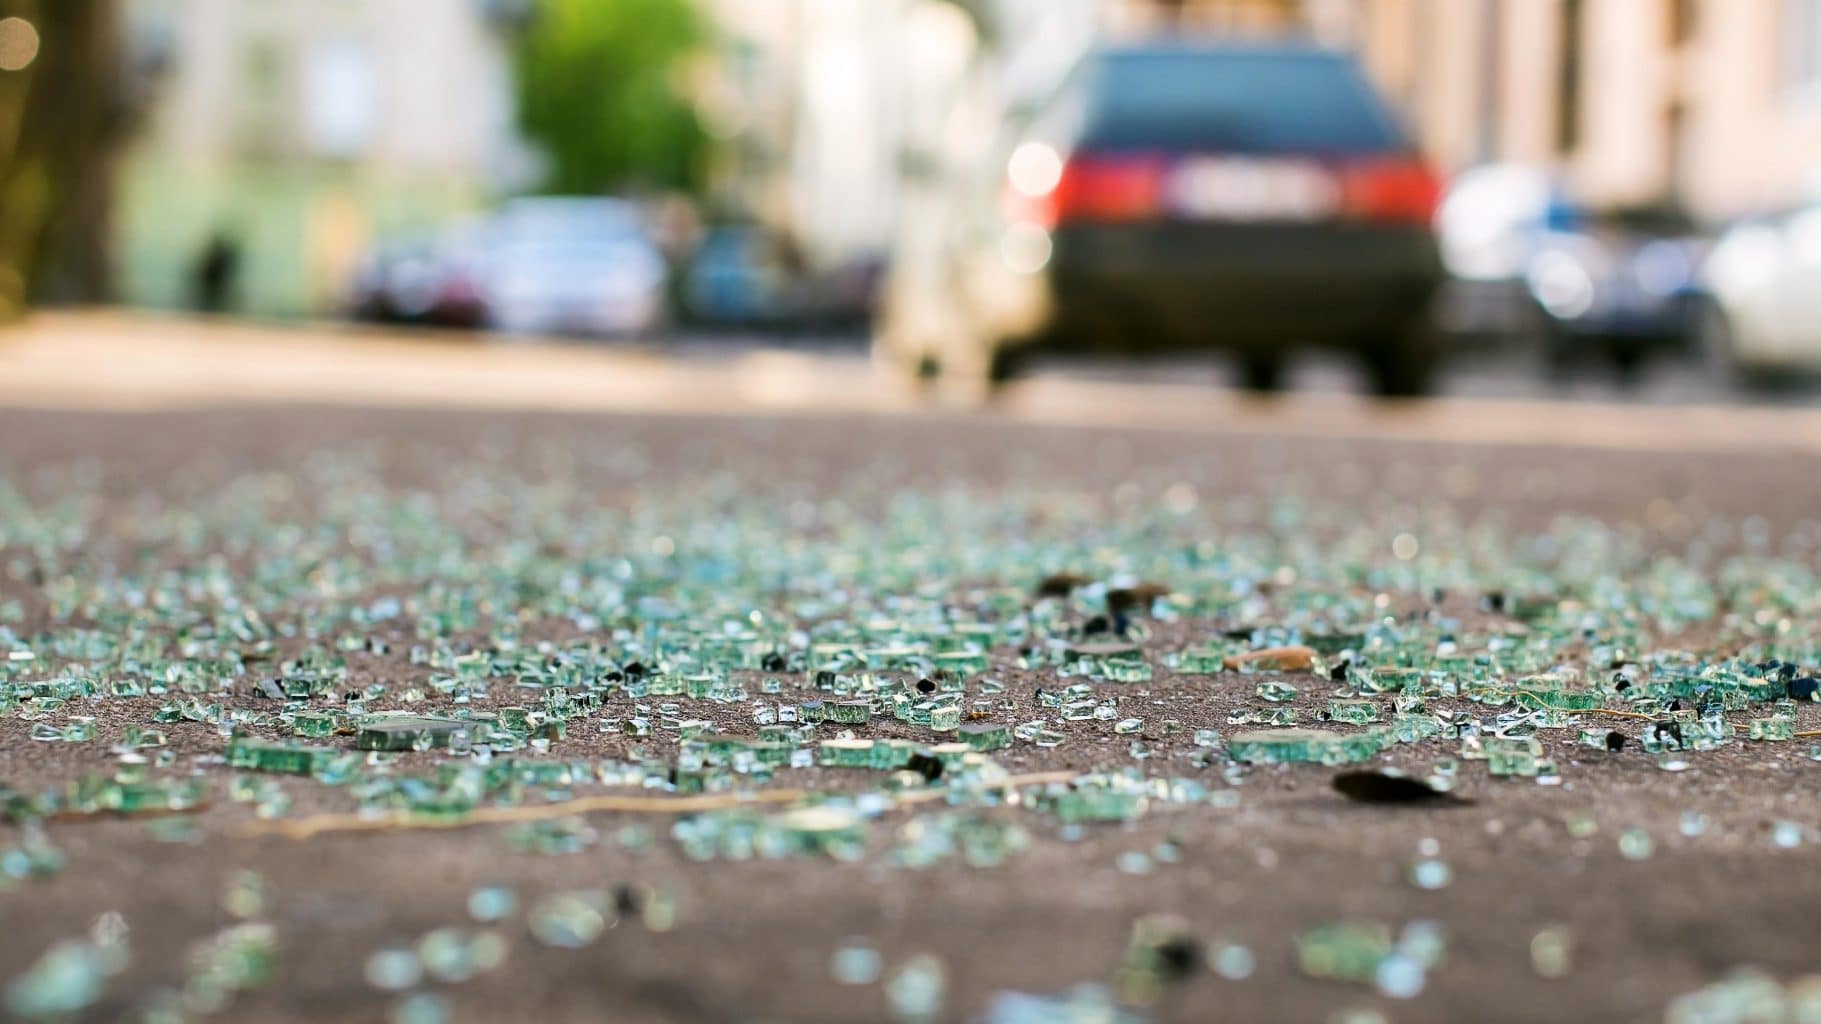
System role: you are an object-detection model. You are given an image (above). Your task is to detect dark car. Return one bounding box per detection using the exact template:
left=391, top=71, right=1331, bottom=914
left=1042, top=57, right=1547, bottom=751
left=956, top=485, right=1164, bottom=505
left=684, top=226, right=884, bottom=333
left=1524, top=211, right=1704, bottom=380
left=348, top=225, right=489, bottom=329
left=876, top=41, right=1446, bottom=397
left=1436, top=165, right=1705, bottom=379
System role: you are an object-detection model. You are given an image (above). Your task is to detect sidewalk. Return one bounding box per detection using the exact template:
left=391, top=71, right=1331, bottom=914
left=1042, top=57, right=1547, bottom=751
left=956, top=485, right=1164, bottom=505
left=5, top=309, right=1821, bottom=455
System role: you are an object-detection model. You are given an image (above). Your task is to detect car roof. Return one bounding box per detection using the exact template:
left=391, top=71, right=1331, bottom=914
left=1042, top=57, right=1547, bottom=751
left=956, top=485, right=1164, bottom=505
left=1096, top=39, right=1352, bottom=62
left=1074, top=38, right=1401, bottom=154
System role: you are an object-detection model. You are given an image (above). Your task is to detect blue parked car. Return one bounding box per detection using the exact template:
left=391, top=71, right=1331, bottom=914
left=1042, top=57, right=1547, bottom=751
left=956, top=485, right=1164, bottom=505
left=684, top=226, right=882, bottom=332
left=683, top=227, right=792, bottom=327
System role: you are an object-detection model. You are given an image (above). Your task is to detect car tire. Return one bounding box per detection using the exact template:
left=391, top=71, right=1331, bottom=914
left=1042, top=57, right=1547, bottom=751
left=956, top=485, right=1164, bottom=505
left=1539, top=320, right=1576, bottom=382
left=1608, top=341, right=1645, bottom=387
left=1364, top=321, right=1440, bottom=398
left=1237, top=352, right=1286, bottom=393
left=1692, top=296, right=1767, bottom=390
left=987, top=345, right=1027, bottom=388
left=928, top=341, right=1023, bottom=406
left=870, top=323, right=938, bottom=390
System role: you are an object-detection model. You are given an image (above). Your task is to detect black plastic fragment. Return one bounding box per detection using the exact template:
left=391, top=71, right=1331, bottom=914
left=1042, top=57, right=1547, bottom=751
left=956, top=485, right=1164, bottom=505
left=1153, top=934, right=1202, bottom=980
left=905, top=752, right=944, bottom=782
left=1035, top=573, right=1090, bottom=598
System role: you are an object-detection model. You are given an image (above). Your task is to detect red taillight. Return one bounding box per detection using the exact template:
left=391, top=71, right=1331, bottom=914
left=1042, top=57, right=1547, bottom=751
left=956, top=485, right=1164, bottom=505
left=1006, top=151, right=1441, bottom=226
left=1054, top=155, right=1167, bottom=224
left=1005, top=152, right=1167, bottom=227
left=1339, top=158, right=1442, bottom=225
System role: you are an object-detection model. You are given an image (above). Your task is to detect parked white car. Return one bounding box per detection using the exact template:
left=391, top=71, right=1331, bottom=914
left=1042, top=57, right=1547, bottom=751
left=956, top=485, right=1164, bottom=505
left=1702, top=201, right=1821, bottom=381
left=482, top=198, right=667, bottom=338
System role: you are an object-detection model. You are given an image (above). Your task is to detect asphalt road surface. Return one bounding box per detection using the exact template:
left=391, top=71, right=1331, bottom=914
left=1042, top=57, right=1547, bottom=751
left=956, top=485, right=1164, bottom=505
left=2, top=315, right=1821, bottom=1024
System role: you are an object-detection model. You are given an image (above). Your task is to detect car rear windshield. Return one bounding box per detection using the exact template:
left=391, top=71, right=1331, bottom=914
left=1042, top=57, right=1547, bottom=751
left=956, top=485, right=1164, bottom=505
left=1081, top=48, right=1405, bottom=155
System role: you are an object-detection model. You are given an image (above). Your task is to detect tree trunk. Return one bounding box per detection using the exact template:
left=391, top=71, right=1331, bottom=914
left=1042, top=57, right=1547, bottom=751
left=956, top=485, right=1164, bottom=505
left=0, top=0, right=120, bottom=320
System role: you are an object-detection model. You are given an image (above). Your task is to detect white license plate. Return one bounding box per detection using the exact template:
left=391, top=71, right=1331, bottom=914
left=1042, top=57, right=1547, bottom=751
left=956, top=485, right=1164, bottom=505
left=1167, top=158, right=1340, bottom=222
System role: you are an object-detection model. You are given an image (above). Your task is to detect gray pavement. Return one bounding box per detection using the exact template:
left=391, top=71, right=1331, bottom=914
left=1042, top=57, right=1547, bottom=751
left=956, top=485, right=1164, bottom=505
left=1, top=317, right=1820, bottom=1024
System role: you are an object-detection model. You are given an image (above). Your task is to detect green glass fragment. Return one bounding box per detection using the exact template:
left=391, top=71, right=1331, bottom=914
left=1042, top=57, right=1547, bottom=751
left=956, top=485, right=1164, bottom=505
left=225, top=737, right=333, bottom=775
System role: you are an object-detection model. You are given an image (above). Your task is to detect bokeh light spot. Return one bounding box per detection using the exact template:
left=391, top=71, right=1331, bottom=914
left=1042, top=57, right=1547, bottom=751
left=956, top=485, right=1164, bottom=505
left=0, top=17, right=40, bottom=72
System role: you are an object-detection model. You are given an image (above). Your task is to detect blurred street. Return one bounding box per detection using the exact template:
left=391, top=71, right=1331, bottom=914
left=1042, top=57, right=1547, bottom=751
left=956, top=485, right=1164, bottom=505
left=7, top=312, right=1821, bottom=455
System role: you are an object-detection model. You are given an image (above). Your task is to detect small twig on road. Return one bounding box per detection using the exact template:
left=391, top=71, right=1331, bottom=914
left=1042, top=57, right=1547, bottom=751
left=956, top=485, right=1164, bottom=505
left=875, top=770, right=1080, bottom=808
left=240, top=788, right=810, bottom=841
left=39, top=804, right=212, bottom=825
left=1505, top=693, right=1658, bottom=723
left=239, top=770, right=1083, bottom=841
left=1569, top=707, right=1658, bottom=722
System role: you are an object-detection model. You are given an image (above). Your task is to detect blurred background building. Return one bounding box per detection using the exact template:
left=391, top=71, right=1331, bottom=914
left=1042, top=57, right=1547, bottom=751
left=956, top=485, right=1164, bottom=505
left=116, top=0, right=530, bottom=316
left=1345, top=0, right=1821, bottom=221
left=700, top=0, right=1821, bottom=267
left=2, top=0, right=1819, bottom=322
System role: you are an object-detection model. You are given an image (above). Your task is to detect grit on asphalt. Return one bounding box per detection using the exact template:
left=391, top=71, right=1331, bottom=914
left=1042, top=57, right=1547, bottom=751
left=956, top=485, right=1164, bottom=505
left=4, top=394, right=1821, bottom=1024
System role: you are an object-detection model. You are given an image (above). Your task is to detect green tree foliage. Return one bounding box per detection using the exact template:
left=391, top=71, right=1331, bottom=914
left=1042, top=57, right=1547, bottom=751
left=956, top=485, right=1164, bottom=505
left=512, top=0, right=708, bottom=196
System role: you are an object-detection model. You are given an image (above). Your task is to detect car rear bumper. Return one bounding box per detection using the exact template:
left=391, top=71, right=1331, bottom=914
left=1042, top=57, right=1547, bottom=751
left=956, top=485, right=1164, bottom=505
left=1543, top=294, right=1695, bottom=345
left=489, top=293, right=662, bottom=337
left=1032, top=222, right=1441, bottom=350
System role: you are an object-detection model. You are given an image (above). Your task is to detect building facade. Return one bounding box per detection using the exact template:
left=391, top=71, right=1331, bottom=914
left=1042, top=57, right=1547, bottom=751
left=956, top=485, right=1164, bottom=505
left=117, top=0, right=528, bottom=316
left=697, top=0, right=1110, bottom=266
left=1137, top=0, right=1821, bottom=220
left=704, top=0, right=1821, bottom=271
